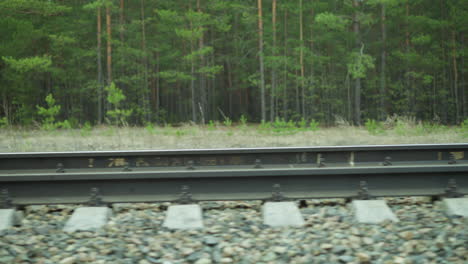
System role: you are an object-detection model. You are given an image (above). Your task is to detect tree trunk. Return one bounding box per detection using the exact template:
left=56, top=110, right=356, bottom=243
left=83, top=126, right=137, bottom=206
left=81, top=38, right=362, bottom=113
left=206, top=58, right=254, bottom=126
left=379, top=3, right=386, bottom=121
left=141, top=0, right=150, bottom=122
left=197, top=0, right=207, bottom=122
left=461, top=33, right=466, bottom=119
left=187, top=1, right=196, bottom=122
left=190, top=42, right=196, bottom=122
left=209, top=26, right=216, bottom=119
left=119, top=0, right=124, bottom=42
left=106, top=5, right=112, bottom=85
left=1, top=92, right=10, bottom=125
left=155, top=52, right=160, bottom=113
left=346, top=73, right=352, bottom=122
left=97, top=7, right=103, bottom=124
left=283, top=8, right=288, bottom=119
left=226, top=59, right=233, bottom=117
left=270, top=0, right=277, bottom=122
left=309, top=5, right=315, bottom=119
left=405, top=0, right=411, bottom=114
left=353, top=0, right=361, bottom=125
left=257, top=0, right=266, bottom=122
left=295, top=69, right=300, bottom=115
left=452, top=30, right=459, bottom=122
left=299, top=0, right=305, bottom=118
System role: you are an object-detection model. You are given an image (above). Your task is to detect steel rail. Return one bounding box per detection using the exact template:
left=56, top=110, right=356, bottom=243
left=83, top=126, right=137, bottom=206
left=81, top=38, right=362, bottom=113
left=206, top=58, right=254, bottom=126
left=0, top=144, right=467, bottom=205
left=1, top=143, right=467, bottom=170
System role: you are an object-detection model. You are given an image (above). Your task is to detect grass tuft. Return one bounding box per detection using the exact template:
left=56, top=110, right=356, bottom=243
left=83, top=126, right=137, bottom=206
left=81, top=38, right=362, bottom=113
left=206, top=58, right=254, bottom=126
left=0, top=121, right=465, bottom=152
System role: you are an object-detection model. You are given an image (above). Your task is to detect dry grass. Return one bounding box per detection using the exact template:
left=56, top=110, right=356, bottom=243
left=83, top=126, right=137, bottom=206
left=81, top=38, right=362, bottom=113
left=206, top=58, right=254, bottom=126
left=1, top=123, right=466, bottom=152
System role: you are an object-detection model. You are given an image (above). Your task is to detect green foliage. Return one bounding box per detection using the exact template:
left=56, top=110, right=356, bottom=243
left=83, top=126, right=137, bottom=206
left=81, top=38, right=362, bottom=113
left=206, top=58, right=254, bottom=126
left=365, top=119, right=384, bottom=135
left=106, top=82, right=125, bottom=106
left=0, top=117, right=9, bottom=128
left=273, top=118, right=296, bottom=130
left=387, top=116, right=450, bottom=136
left=422, top=123, right=447, bottom=134
left=258, top=117, right=320, bottom=135
left=36, top=94, right=61, bottom=130
left=347, top=52, right=375, bottom=79
left=309, top=120, right=320, bottom=132
left=207, top=120, right=216, bottom=130
left=145, top=122, right=157, bottom=134
left=460, top=119, right=468, bottom=137
left=258, top=118, right=297, bottom=135
left=0, top=0, right=71, bottom=16
left=3, top=56, right=52, bottom=73
left=223, top=117, right=232, bottom=127
left=105, top=83, right=132, bottom=126
left=183, top=47, right=214, bottom=61
left=60, top=120, right=72, bottom=129
left=315, top=12, right=348, bottom=31
left=298, top=118, right=307, bottom=130
left=175, top=130, right=186, bottom=137
left=239, top=115, right=248, bottom=127
left=102, top=127, right=115, bottom=137
left=411, top=34, right=432, bottom=46
left=197, top=65, right=224, bottom=78
left=80, top=121, right=92, bottom=137
left=259, top=120, right=271, bottom=130
left=0, top=0, right=465, bottom=127
left=158, top=71, right=193, bottom=83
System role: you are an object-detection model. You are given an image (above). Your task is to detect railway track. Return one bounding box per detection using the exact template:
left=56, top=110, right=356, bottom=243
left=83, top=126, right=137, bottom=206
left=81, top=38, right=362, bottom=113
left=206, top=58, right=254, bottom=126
left=0, top=144, right=467, bottom=263
left=1, top=144, right=467, bottom=206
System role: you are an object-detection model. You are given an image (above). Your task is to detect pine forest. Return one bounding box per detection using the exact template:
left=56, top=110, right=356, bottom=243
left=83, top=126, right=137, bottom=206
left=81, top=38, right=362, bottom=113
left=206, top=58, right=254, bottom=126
left=1, top=0, right=467, bottom=127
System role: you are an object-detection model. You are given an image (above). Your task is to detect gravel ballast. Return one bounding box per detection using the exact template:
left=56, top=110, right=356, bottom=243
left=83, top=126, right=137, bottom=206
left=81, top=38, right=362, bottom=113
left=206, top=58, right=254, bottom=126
left=0, top=198, right=466, bottom=264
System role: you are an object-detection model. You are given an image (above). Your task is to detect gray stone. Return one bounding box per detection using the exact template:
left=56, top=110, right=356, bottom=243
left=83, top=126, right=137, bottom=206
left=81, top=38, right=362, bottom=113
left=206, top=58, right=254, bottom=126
left=162, top=204, right=203, bottom=229
left=0, top=209, right=21, bottom=231
left=194, top=258, right=212, bottom=264
left=63, top=207, right=112, bottom=232
left=332, top=245, right=348, bottom=255
left=262, top=202, right=305, bottom=227
left=262, top=252, right=277, bottom=262
left=351, top=200, right=398, bottom=224
left=187, top=252, right=203, bottom=262
left=59, top=256, right=77, bottom=264
left=356, top=252, right=371, bottom=263
left=442, top=198, right=468, bottom=217
left=338, top=255, right=354, bottom=263
left=0, top=210, right=13, bottom=231
left=0, top=256, right=15, bottom=263
left=203, top=236, right=219, bottom=246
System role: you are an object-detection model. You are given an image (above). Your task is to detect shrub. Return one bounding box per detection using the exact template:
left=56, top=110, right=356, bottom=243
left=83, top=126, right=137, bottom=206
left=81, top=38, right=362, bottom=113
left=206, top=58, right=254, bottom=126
left=309, top=119, right=320, bottom=131
left=365, top=119, right=384, bottom=135
left=0, top=117, right=9, bottom=128
left=259, top=120, right=271, bottom=130
left=105, top=82, right=132, bottom=126
left=460, top=119, right=468, bottom=137
left=145, top=122, right=156, bottom=134
left=239, top=115, right=248, bottom=127
left=223, top=117, right=232, bottom=127
left=207, top=120, right=216, bottom=130
left=394, top=120, right=407, bottom=136
left=422, top=122, right=447, bottom=133
left=270, top=118, right=297, bottom=135
left=59, top=120, right=72, bottom=129
left=175, top=130, right=186, bottom=137
left=298, top=118, right=307, bottom=130
left=80, top=121, right=92, bottom=136
left=36, top=94, right=61, bottom=130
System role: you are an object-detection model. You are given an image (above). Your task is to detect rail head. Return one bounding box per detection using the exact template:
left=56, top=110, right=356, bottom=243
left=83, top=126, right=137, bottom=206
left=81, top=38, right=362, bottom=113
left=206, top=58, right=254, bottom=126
left=1, top=143, right=468, bottom=158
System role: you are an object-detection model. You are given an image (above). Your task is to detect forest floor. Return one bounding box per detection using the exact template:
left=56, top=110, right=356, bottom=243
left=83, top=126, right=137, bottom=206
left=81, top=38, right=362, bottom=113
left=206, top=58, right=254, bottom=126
left=1, top=122, right=467, bottom=152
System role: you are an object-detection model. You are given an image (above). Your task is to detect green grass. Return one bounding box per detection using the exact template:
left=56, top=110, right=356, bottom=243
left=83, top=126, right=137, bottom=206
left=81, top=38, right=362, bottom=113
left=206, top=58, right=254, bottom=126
left=0, top=118, right=465, bottom=152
